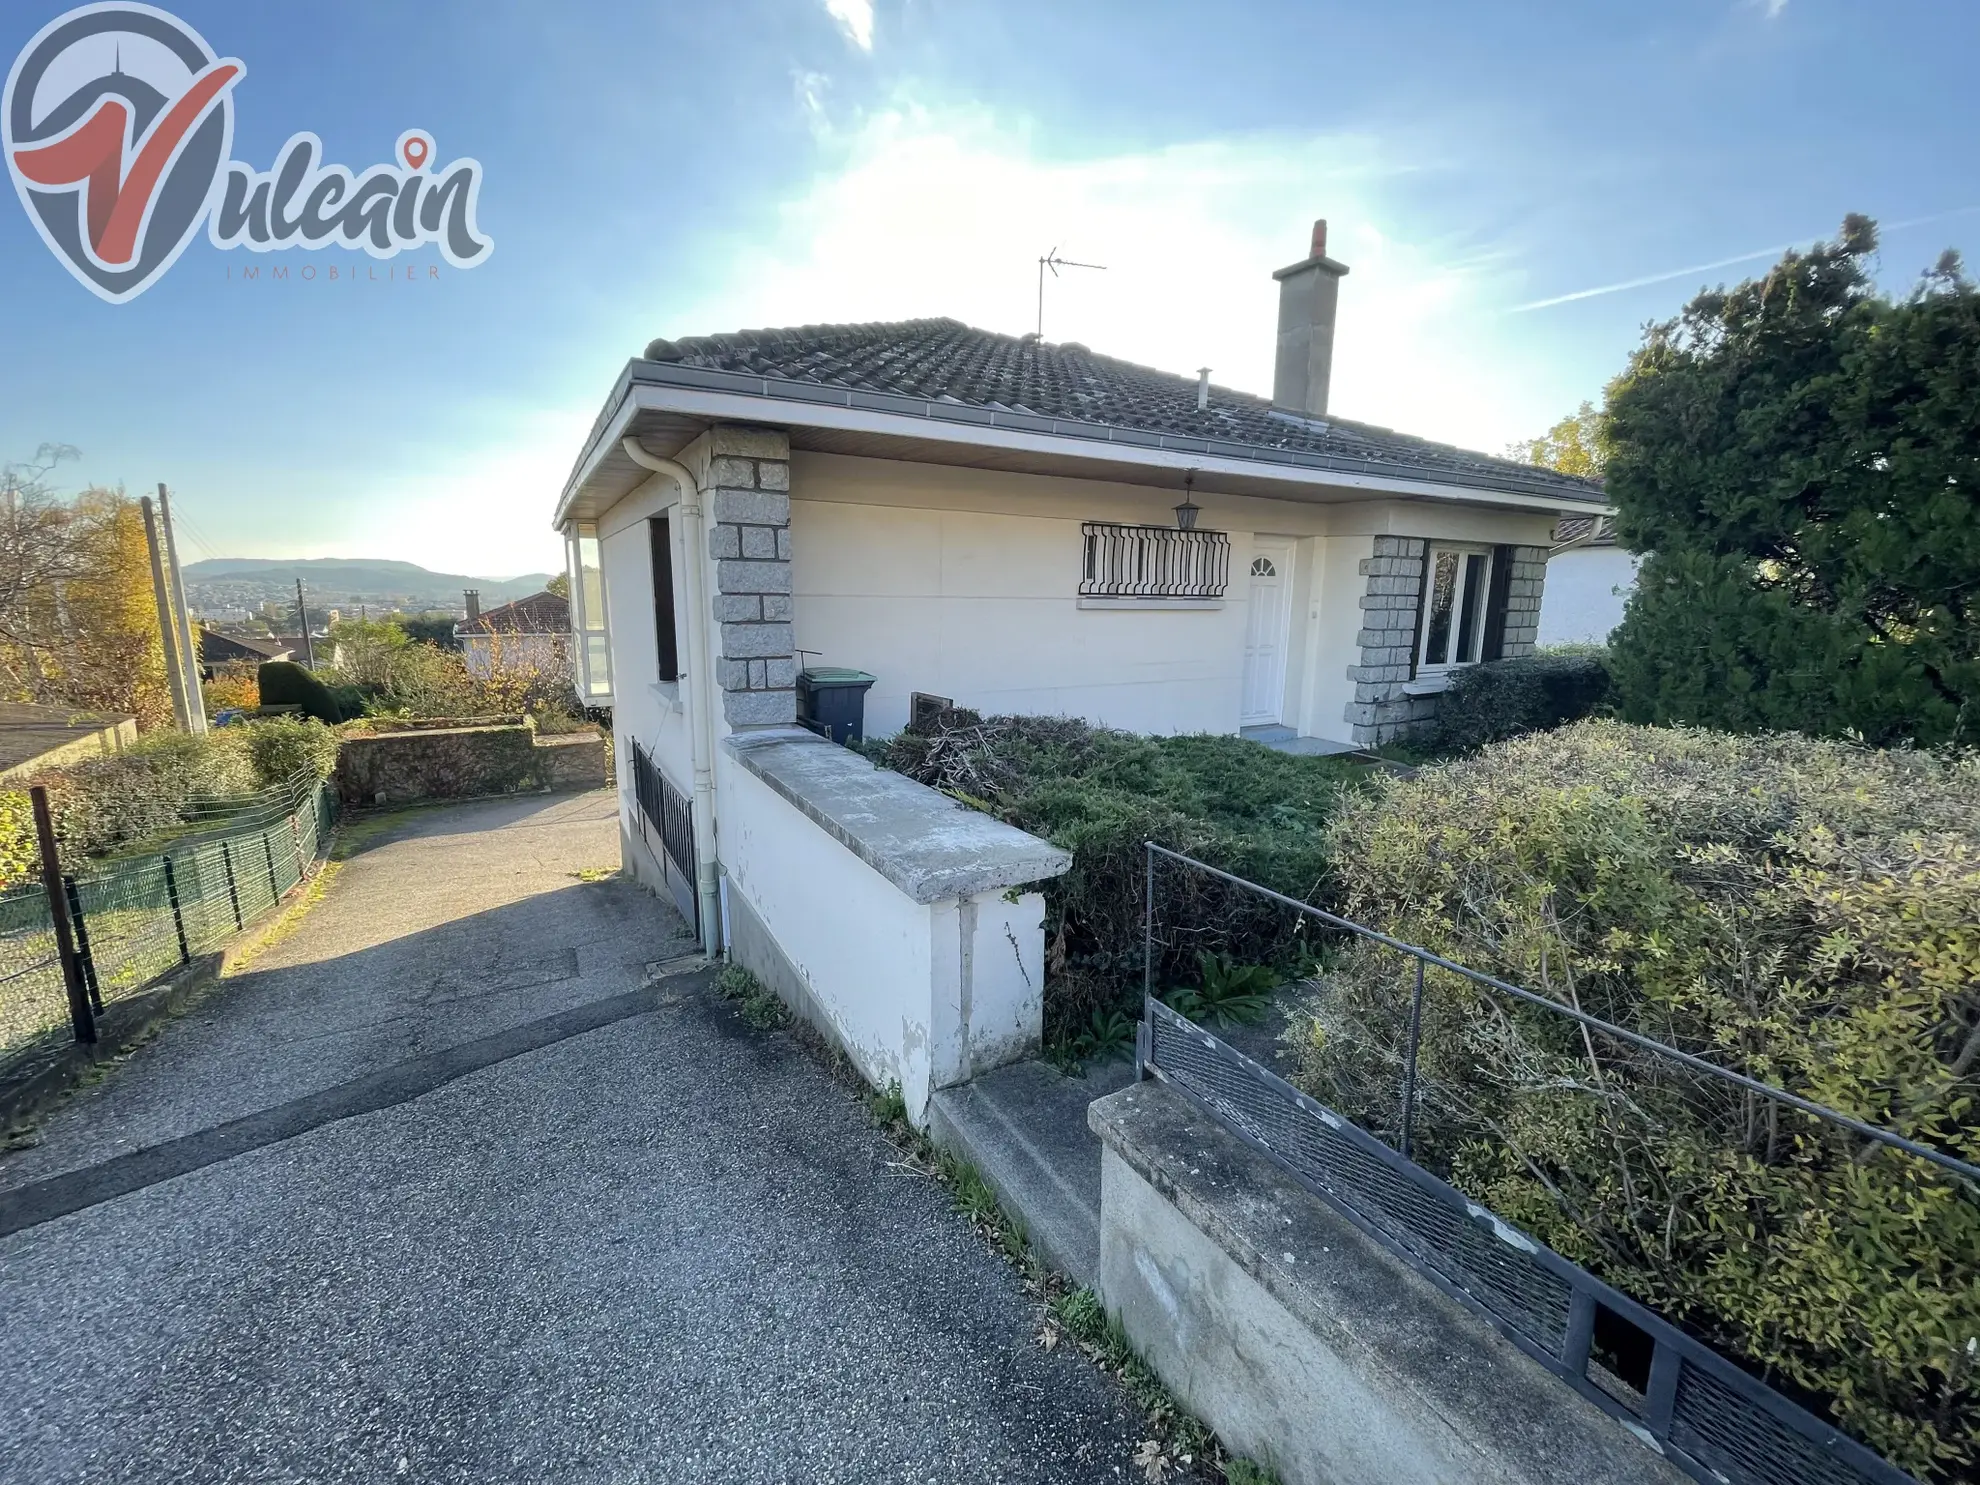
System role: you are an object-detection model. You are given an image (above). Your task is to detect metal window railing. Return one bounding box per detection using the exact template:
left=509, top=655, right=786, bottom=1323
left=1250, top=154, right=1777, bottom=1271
left=1080, top=522, right=1230, bottom=600
left=1139, top=840, right=1965, bottom=1485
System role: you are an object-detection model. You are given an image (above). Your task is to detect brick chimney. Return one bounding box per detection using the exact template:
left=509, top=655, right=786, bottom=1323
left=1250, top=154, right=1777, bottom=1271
left=463, top=588, right=481, bottom=622
left=1272, top=218, right=1350, bottom=418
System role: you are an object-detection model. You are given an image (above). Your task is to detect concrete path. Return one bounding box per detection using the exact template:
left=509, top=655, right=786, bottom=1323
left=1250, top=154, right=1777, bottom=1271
left=0, top=791, right=1142, bottom=1484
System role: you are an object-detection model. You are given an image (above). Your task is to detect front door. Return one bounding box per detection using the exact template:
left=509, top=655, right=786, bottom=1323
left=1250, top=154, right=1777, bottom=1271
left=1241, top=537, right=1294, bottom=725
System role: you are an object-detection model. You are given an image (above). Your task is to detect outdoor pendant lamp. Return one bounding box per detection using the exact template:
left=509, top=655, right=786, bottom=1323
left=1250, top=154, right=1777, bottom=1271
left=1174, top=471, right=1201, bottom=530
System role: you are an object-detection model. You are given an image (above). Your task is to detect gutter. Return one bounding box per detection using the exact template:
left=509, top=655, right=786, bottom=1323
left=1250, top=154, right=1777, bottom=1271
left=617, top=437, right=723, bottom=959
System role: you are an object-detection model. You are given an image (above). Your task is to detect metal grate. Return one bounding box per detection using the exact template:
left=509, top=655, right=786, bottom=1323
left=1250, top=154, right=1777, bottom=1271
left=1141, top=1000, right=1920, bottom=1485
left=0, top=883, right=62, bottom=1076
left=629, top=740, right=696, bottom=933
left=1080, top=522, right=1230, bottom=600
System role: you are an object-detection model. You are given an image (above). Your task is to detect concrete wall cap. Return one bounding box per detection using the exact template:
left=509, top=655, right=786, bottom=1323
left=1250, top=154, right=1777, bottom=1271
left=723, top=731, right=1072, bottom=903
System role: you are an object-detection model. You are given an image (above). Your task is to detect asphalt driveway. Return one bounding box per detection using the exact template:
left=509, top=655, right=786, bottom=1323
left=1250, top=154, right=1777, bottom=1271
left=0, top=790, right=1141, bottom=1483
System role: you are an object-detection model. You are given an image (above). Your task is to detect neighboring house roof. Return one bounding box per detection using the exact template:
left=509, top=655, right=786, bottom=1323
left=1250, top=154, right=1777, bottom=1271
left=0, top=703, right=138, bottom=780
left=199, top=630, right=294, bottom=666
left=1551, top=514, right=1619, bottom=550
left=622, top=318, right=1606, bottom=504
left=457, top=591, right=572, bottom=636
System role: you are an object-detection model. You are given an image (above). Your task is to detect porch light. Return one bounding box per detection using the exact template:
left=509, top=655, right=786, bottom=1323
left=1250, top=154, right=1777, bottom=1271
left=1174, top=471, right=1200, bottom=531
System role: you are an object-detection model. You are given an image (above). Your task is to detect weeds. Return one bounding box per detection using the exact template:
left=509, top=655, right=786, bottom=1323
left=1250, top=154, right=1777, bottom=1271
left=1044, top=1004, right=1139, bottom=1074
left=715, top=964, right=791, bottom=1030
left=1161, top=951, right=1275, bottom=1027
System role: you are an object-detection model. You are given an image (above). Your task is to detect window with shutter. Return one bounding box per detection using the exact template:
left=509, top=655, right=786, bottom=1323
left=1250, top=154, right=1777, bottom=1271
left=1414, top=543, right=1496, bottom=673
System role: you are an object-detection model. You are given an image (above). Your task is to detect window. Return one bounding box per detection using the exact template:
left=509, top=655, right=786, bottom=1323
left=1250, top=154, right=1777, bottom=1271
left=1081, top=522, right=1230, bottom=600
left=1250, top=556, right=1276, bottom=578
left=1416, top=544, right=1494, bottom=671
left=564, top=523, right=612, bottom=702
left=650, top=516, right=680, bottom=683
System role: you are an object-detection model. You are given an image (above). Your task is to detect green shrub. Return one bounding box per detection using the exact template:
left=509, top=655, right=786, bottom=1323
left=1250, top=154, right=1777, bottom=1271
left=873, top=713, right=1361, bottom=1037
left=1432, top=652, right=1612, bottom=753
left=12, top=730, right=259, bottom=867
left=257, top=661, right=343, bottom=724
left=1288, top=719, right=1978, bottom=1479
left=235, top=716, right=341, bottom=791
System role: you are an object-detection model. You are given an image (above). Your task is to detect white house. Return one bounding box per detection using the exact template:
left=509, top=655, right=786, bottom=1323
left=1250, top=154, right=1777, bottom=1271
left=549, top=219, right=1608, bottom=1122
left=1537, top=514, right=1638, bottom=647
left=456, top=590, right=575, bottom=685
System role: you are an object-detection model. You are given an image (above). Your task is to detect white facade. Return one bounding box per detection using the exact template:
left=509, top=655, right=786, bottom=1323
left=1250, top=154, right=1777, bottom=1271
left=1538, top=546, right=1639, bottom=647
left=459, top=630, right=573, bottom=682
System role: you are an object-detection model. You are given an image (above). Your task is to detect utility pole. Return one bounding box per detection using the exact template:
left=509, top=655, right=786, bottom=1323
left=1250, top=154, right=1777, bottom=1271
left=141, top=496, right=193, bottom=732
left=156, top=484, right=206, bottom=734
left=295, top=578, right=315, bottom=666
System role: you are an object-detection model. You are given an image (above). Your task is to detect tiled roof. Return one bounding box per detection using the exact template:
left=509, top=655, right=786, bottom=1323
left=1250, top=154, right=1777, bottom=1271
left=639, top=318, right=1606, bottom=503
left=459, top=591, right=570, bottom=636
left=199, top=629, right=293, bottom=664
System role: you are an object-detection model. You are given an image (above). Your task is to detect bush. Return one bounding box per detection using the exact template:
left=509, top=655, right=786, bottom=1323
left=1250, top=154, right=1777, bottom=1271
left=873, top=712, right=1361, bottom=1037
left=1287, top=720, right=1978, bottom=1479
left=1432, top=652, right=1611, bottom=753
left=202, top=663, right=259, bottom=714
left=234, top=716, right=341, bottom=791
left=257, top=661, right=344, bottom=724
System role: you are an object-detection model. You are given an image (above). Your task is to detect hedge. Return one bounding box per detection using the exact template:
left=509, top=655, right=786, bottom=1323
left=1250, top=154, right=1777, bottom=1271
left=1287, top=720, right=1978, bottom=1479
left=1431, top=652, right=1611, bottom=753
left=257, top=660, right=344, bottom=724
left=873, top=712, right=1363, bottom=1038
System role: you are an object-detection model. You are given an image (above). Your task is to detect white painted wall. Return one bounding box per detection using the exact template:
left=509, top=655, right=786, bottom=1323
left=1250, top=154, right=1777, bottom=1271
left=1538, top=547, right=1638, bottom=646
left=789, top=453, right=1556, bottom=743
left=718, top=750, right=1048, bottom=1120
left=460, top=631, right=572, bottom=682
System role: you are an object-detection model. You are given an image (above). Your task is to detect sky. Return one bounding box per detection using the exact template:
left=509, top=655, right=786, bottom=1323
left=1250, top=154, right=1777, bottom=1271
left=2, top=0, right=1976, bottom=579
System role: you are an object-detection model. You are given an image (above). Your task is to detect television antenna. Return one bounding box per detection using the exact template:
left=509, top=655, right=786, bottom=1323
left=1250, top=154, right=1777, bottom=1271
left=1036, top=247, right=1106, bottom=338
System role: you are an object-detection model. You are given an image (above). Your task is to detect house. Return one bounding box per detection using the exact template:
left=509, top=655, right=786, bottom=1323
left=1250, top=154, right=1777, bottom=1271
left=548, top=218, right=1608, bottom=1119
left=1537, top=514, right=1638, bottom=647
left=455, top=589, right=575, bottom=684
left=196, top=628, right=294, bottom=679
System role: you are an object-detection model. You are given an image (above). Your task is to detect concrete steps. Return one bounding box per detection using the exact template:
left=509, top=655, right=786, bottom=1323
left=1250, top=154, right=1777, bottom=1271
left=928, top=1056, right=1135, bottom=1286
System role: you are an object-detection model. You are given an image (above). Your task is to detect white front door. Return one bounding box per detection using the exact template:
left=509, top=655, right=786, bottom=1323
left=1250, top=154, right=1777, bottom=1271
left=1241, top=537, right=1294, bottom=725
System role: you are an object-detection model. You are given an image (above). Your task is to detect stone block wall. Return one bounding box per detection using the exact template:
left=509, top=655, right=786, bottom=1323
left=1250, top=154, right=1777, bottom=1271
left=1342, top=538, right=1552, bottom=747
left=1346, top=536, right=1431, bottom=747
left=1499, top=546, right=1548, bottom=657
left=704, top=426, right=796, bottom=729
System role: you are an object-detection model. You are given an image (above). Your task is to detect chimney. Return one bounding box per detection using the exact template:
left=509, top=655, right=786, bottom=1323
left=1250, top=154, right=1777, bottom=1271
left=1271, top=218, right=1350, bottom=418
left=464, top=589, right=481, bottom=622
left=1196, top=367, right=1212, bottom=411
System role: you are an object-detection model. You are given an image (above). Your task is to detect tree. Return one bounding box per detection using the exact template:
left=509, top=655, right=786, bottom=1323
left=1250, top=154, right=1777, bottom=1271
left=1604, top=216, right=1980, bottom=746
left=399, top=611, right=458, bottom=649
left=326, top=616, right=410, bottom=690
left=544, top=572, right=570, bottom=599
left=1507, top=400, right=1606, bottom=478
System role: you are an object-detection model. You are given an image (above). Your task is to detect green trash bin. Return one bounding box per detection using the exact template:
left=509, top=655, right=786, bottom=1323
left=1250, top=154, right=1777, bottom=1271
left=797, top=668, right=877, bottom=745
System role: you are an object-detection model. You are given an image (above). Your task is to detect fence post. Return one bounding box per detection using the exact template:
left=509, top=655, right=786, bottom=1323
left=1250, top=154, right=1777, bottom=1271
left=289, top=812, right=307, bottom=881
left=62, top=875, right=102, bottom=1012
left=30, top=785, right=94, bottom=1045
left=263, top=832, right=279, bottom=901
left=221, top=840, right=243, bottom=929
left=1399, top=956, right=1426, bottom=1159
left=1139, top=843, right=1157, bottom=1080
left=161, top=855, right=191, bottom=964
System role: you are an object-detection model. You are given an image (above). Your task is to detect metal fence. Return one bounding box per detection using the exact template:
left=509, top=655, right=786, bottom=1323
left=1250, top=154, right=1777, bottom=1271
left=1139, top=841, right=1964, bottom=1485
left=628, top=739, right=696, bottom=933
left=0, top=776, right=335, bottom=1080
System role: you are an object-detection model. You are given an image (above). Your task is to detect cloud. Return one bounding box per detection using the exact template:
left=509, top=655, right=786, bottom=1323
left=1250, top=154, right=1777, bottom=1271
left=1764, top=0, right=1788, bottom=17
left=667, top=102, right=1555, bottom=456
left=823, top=0, right=874, bottom=50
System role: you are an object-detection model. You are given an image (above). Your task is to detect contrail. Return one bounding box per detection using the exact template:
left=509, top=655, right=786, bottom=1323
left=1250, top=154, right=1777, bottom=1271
left=1509, top=206, right=1980, bottom=314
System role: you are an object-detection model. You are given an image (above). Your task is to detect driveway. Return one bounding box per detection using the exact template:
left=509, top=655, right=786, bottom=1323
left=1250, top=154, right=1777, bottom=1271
left=0, top=791, right=1142, bottom=1483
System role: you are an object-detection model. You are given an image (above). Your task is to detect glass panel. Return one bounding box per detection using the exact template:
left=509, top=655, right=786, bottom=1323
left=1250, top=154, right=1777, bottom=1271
left=1455, top=553, right=1489, bottom=662
left=1422, top=550, right=1459, bottom=665
left=583, top=633, right=613, bottom=699
left=565, top=532, right=585, bottom=630
left=1251, top=556, right=1275, bottom=577
left=578, top=532, right=605, bottom=627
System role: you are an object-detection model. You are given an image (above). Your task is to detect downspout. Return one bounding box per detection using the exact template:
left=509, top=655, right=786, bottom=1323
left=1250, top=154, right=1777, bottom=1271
left=620, top=436, right=723, bottom=957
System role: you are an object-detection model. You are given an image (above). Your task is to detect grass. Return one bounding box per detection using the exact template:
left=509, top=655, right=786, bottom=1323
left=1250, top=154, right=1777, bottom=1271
left=714, top=964, right=791, bottom=1030
left=569, top=866, right=615, bottom=882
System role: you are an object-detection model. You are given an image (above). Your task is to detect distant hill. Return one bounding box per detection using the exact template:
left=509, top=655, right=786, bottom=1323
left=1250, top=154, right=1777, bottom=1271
left=185, top=558, right=555, bottom=614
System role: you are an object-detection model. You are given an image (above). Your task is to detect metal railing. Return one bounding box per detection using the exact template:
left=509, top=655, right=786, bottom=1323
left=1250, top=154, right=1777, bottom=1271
left=0, top=775, right=335, bottom=1078
left=1139, top=840, right=1960, bottom=1485
left=1080, top=521, right=1230, bottom=600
